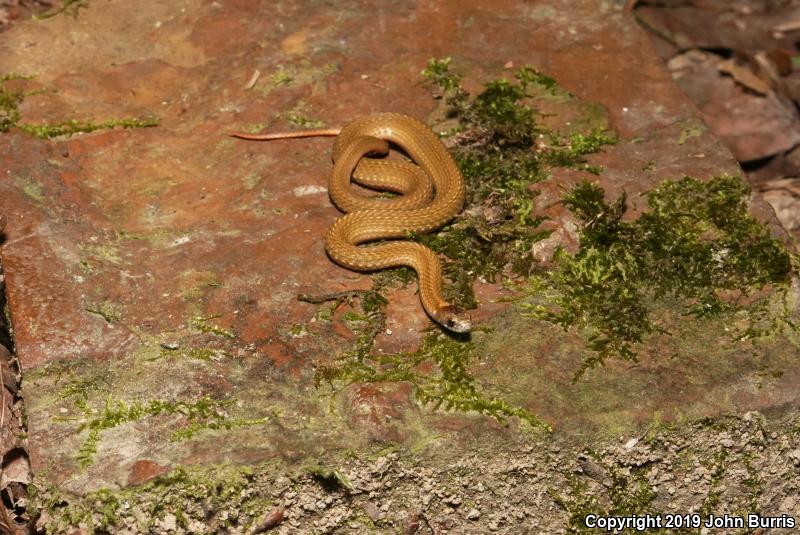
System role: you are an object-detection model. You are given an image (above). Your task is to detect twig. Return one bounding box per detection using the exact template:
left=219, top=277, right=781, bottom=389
left=774, top=19, right=800, bottom=33
left=244, top=69, right=261, bottom=90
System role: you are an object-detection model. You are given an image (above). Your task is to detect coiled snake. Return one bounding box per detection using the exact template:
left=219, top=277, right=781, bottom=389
left=231, top=112, right=471, bottom=333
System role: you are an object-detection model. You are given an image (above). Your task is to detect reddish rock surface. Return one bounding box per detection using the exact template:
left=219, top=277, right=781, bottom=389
left=0, top=0, right=797, bottom=498
left=127, top=459, right=170, bottom=486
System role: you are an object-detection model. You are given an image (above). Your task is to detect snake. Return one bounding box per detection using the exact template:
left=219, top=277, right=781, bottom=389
left=230, top=112, right=471, bottom=333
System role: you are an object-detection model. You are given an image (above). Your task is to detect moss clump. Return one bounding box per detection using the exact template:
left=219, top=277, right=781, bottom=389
left=14, top=175, right=45, bottom=201
left=280, top=110, right=325, bottom=128
left=524, top=175, right=795, bottom=380
left=34, top=0, right=89, bottom=20
left=0, top=74, right=158, bottom=138
left=0, top=78, right=23, bottom=132
left=299, top=281, right=549, bottom=428
left=317, top=324, right=551, bottom=431
left=278, top=101, right=325, bottom=128
left=31, top=464, right=271, bottom=534
left=71, top=395, right=270, bottom=468
left=550, top=468, right=672, bottom=534
left=19, top=117, right=159, bottom=138
left=153, top=346, right=229, bottom=362
left=84, top=300, right=122, bottom=324
left=270, top=65, right=295, bottom=87
left=190, top=314, right=235, bottom=339
left=418, top=58, right=615, bottom=307
left=305, top=464, right=355, bottom=493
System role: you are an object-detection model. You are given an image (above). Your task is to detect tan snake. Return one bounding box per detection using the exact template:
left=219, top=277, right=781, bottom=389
left=230, top=112, right=471, bottom=333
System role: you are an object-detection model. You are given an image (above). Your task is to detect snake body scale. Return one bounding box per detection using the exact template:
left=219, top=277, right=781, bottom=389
left=231, top=112, right=471, bottom=333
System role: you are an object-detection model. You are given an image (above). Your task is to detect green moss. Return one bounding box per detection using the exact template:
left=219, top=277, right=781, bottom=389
left=0, top=81, right=23, bottom=132
left=305, top=464, right=354, bottom=492
left=279, top=109, right=325, bottom=128
left=288, top=323, right=307, bottom=337
left=58, top=373, right=110, bottom=402
left=31, top=463, right=272, bottom=534
left=741, top=454, right=765, bottom=512
left=678, top=119, right=705, bottom=145
left=542, top=129, right=617, bottom=170
left=34, top=0, right=89, bottom=19
left=0, top=73, right=35, bottom=82
left=550, top=468, right=674, bottom=534
left=270, top=66, right=295, bottom=87
left=73, top=395, right=269, bottom=468
left=421, top=58, right=465, bottom=98
left=20, top=117, right=159, bottom=139
left=14, top=175, right=44, bottom=201
left=317, top=323, right=551, bottom=431
left=255, top=60, right=337, bottom=98
left=299, top=282, right=547, bottom=429
left=1, top=74, right=158, bottom=138
left=152, top=346, right=228, bottom=362
left=417, top=58, right=615, bottom=307
left=522, top=175, right=795, bottom=380
left=190, top=314, right=235, bottom=339
left=85, top=300, right=122, bottom=324
left=80, top=242, right=123, bottom=265
left=699, top=449, right=728, bottom=517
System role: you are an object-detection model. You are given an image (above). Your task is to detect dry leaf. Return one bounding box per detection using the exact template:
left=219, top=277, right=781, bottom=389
left=764, top=49, right=792, bottom=76
left=774, top=18, right=800, bottom=33
left=718, top=58, right=771, bottom=95
left=0, top=451, right=30, bottom=488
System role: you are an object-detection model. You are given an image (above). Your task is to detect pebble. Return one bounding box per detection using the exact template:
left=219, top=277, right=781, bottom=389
left=445, top=495, right=462, bottom=507
left=362, top=501, right=382, bottom=522
left=158, top=513, right=177, bottom=531
left=624, top=438, right=639, bottom=449
left=467, top=508, right=480, bottom=520
left=780, top=496, right=796, bottom=511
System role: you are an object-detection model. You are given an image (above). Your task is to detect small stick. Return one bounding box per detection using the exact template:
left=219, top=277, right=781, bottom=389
left=244, top=69, right=261, bottom=90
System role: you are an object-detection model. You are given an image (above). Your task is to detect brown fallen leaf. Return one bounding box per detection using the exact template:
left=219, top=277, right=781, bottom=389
left=757, top=177, right=800, bottom=233
left=718, top=57, right=771, bottom=95
left=765, top=49, right=793, bottom=76
left=668, top=49, right=800, bottom=161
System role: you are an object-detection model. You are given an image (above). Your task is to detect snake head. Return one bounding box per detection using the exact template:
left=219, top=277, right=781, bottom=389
left=433, top=305, right=472, bottom=333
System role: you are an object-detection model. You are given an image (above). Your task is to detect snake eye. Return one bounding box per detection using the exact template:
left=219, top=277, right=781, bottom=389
left=446, top=319, right=456, bottom=328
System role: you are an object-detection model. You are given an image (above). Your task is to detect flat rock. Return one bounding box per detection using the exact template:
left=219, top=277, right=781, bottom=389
left=0, top=0, right=796, bottom=499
